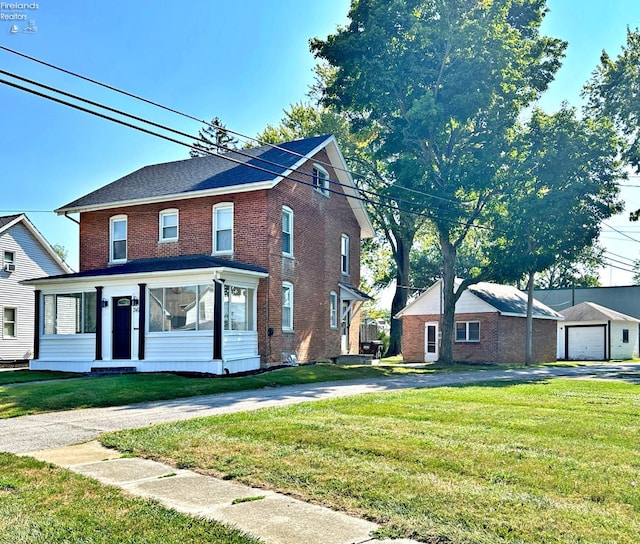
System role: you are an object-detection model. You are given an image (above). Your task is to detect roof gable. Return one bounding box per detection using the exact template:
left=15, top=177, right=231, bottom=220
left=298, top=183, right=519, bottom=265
left=560, top=301, right=640, bottom=323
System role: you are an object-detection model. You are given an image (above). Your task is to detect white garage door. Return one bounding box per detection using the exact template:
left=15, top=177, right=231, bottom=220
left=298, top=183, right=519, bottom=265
left=567, top=326, right=606, bottom=360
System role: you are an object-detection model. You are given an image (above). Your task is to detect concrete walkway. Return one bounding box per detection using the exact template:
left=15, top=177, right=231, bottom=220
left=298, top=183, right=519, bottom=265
left=6, top=362, right=640, bottom=544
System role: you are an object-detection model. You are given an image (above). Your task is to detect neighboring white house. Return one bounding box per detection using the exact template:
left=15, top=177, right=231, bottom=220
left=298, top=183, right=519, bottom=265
left=557, top=301, right=640, bottom=361
left=0, top=214, right=72, bottom=362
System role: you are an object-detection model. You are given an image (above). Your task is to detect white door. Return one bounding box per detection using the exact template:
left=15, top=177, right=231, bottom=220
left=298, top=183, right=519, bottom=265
left=567, top=326, right=606, bottom=360
left=424, top=322, right=439, bottom=362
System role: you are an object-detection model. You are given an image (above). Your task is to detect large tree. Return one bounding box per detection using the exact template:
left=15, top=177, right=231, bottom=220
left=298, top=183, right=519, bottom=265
left=190, top=117, right=238, bottom=158
left=486, top=107, right=623, bottom=363
left=312, top=0, right=566, bottom=362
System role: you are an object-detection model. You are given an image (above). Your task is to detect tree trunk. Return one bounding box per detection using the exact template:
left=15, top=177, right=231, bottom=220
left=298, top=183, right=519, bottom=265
left=525, top=270, right=535, bottom=366
left=385, top=234, right=411, bottom=357
left=439, top=235, right=457, bottom=364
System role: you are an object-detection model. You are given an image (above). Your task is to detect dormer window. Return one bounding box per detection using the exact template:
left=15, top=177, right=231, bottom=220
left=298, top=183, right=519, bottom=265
left=159, top=209, right=178, bottom=242
left=110, top=216, right=127, bottom=263
left=312, top=165, right=330, bottom=197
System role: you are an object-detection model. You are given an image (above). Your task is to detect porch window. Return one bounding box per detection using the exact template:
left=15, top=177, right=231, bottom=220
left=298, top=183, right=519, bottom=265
left=224, top=285, right=255, bottom=331
left=282, top=282, right=293, bottom=331
left=329, top=291, right=338, bottom=328
left=148, top=284, right=214, bottom=332
left=110, top=215, right=127, bottom=263
left=213, top=203, right=233, bottom=254
left=3, top=307, right=16, bottom=338
left=282, top=206, right=293, bottom=256
left=455, top=321, right=480, bottom=342
left=312, top=165, right=329, bottom=196
left=43, top=292, right=97, bottom=335
left=159, top=209, right=178, bottom=242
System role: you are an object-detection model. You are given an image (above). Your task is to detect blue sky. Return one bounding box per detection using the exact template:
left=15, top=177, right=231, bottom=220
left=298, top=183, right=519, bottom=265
left=1, top=0, right=639, bottom=285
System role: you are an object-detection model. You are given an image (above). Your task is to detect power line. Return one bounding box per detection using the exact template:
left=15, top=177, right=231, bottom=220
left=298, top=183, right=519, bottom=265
left=602, top=222, right=640, bottom=244
left=0, top=45, right=463, bottom=208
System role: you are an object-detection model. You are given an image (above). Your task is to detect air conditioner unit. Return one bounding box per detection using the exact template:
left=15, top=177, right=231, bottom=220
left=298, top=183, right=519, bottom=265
left=4, top=263, right=15, bottom=273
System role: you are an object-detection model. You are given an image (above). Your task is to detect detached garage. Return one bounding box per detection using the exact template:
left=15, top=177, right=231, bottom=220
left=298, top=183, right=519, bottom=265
left=558, top=301, right=639, bottom=361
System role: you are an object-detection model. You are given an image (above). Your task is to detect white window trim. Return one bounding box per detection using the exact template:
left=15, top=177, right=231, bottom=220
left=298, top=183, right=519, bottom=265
left=159, top=208, right=179, bottom=242
left=330, top=291, right=338, bottom=329
left=455, top=321, right=480, bottom=343
left=312, top=164, right=330, bottom=197
left=109, top=215, right=128, bottom=263
left=3, top=307, right=16, bottom=338
left=282, top=206, right=293, bottom=257
left=213, top=202, right=234, bottom=255
left=282, top=281, right=294, bottom=331
left=341, top=234, right=350, bottom=275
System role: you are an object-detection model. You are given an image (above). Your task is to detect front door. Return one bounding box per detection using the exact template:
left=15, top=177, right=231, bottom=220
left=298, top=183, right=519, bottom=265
left=112, top=296, right=132, bottom=359
left=424, top=322, right=438, bottom=362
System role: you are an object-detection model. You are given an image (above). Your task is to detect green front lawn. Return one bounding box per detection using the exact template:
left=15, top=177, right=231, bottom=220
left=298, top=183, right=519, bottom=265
left=102, top=378, right=640, bottom=543
left=0, top=454, right=259, bottom=544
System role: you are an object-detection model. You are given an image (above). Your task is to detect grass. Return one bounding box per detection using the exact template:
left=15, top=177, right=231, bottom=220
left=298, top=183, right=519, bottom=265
left=102, top=378, right=640, bottom=543
left=0, top=362, right=435, bottom=419
left=0, top=454, right=259, bottom=544
left=0, top=370, right=81, bottom=386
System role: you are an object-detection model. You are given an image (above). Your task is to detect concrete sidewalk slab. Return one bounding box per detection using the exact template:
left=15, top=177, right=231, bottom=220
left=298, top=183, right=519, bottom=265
left=27, top=441, right=419, bottom=544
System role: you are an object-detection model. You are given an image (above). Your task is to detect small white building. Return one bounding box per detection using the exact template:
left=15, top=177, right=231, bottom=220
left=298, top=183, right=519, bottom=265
left=0, top=214, right=72, bottom=362
left=557, top=301, right=640, bottom=361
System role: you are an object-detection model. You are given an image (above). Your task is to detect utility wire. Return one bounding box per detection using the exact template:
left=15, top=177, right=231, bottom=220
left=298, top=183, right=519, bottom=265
left=0, top=69, right=502, bottom=233
left=602, top=222, right=640, bottom=244
left=0, top=45, right=463, bottom=207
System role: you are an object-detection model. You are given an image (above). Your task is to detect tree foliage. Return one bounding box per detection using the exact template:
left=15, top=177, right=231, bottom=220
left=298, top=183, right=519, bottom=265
left=312, top=0, right=568, bottom=362
left=190, top=117, right=238, bottom=158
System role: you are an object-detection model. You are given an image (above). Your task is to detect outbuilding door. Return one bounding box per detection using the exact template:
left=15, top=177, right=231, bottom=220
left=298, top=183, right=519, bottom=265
left=424, top=322, right=439, bottom=362
left=112, top=296, right=132, bottom=359
left=566, top=325, right=606, bottom=360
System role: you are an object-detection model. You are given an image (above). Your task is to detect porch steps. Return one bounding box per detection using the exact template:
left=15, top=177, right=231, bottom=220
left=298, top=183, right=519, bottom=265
left=90, top=366, right=137, bottom=376
left=333, top=354, right=373, bottom=365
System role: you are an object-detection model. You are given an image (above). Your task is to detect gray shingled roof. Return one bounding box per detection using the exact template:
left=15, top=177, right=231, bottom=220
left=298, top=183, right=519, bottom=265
left=560, top=301, right=640, bottom=323
left=469, top=282, right=563, bottom=320
left=24, top=254, right=267, bottom=284
left=0, top=214, right=22, bottom=230
left=57, top=135, right=331, bottom=212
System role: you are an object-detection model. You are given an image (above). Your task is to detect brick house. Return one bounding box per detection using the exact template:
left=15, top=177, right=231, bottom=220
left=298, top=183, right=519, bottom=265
left=25, top=135, right=375, bottom=374
left=397, top=280, right=562, bottom=364
left=1, top=214, right=72, bottom=363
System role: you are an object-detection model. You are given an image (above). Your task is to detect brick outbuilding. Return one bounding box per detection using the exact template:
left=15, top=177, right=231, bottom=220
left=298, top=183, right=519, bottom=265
left=397, top=280, right=562, bottom=364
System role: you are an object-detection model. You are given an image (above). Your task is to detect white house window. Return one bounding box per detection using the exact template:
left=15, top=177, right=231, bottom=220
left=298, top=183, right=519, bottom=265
left=3, top=251, right=15, bottom=272
left=110, top=216, right=127, bottom=262
left=3, top=307, right=16, bottom=338
left=341, top=234, right=350, bottom=275
left=455, top=321, right=480, bottom=342
left=149, top=284, right=214, bottom=333
left=312, top=165, right=329, bottom=196
left=42, top=292, right=97, bottom=335
left=282, top=282, right=293, bottom=331
left=329, top=291, right=338, bottom=328
left=159, top=209, right=178, bottom=242
left=282, top=206, right=293, bottom=256
left=213, top=203, right=233, bottom=254
left=224, top=285, right=256, bottom=331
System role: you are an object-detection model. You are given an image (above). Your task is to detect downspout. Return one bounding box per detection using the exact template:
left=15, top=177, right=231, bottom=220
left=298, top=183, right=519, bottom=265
left=63, top=212, right=80, bottom=226
left=607, top=320, right=611, bottom=361
left=33, top=290, right=40, bottom=361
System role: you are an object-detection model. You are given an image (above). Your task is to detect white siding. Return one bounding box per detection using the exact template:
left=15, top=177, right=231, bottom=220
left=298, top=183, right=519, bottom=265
left=224, top=331, right=259, bottom=360
left=610, top=322, right=639, bottom=360
left=399, top=283, right=495, bottom=317
left=38, top=335, right=95, bottom=362
left=145, top=332, right=214, bottom=361
left=0, top=221, right=68, bottom=360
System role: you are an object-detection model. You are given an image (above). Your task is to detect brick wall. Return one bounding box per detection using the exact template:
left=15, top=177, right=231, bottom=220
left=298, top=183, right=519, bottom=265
left=78, top=148, right=363, bottom=365
left=401, top=312, right=558, bottom=364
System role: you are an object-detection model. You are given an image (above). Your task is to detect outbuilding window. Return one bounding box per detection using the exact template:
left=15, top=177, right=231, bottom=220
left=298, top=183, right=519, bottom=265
left=455, top=321, right=480, bottom=342
left=623, top=329, right=630, bottom=343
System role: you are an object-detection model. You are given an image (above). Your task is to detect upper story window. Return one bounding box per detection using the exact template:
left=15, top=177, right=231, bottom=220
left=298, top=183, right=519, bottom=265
left=341, top=234, right=350, bottom=275
left=455, top=321, right=480, bottom=343
left=3, top=251, right=15, bottom=273
left=282, top=206, right=293, bottom=256
left=282, top=282, right=293, bottom=331
left=159, top=209, right=178, bottom=242
left=110, top=215, right=127, bottom=263
left=312, top=165, right=330, bottom=197
left=213, top=203, right=233, bottom=254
